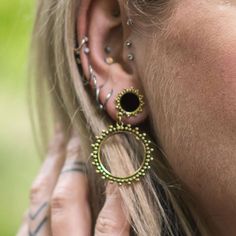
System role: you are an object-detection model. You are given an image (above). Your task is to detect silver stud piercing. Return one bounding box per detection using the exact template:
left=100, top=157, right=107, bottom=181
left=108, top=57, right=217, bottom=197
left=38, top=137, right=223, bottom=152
left=125, top=40, right=132, bottom=48
left=83, top=47, right=90, bottom=54
left=74, top=36, right=89, bottom=64
left=127, top=18, right=133, bottom=26
left=128, top=53, right=134, bottom=61
left=125, top=39, right=134, bottom=61
left=74, top=36, right=89, bottom=55
left=104, top=46, right=112, bottom=54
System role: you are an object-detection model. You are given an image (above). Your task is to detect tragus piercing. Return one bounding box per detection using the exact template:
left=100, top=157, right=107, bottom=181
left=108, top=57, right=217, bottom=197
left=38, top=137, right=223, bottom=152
left=74, top=36, right=89, bottom=64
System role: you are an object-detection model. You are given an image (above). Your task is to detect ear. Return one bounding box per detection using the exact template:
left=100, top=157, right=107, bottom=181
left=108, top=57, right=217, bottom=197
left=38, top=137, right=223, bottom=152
left=76, top=0, right=148, bottom=125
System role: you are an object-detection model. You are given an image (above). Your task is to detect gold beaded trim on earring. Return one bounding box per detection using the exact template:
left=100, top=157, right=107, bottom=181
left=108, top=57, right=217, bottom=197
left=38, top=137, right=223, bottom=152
left=91, top=87, right=154, bottom=186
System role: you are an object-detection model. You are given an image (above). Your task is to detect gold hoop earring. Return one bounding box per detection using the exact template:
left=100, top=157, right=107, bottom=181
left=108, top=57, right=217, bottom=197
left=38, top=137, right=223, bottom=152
left=91, top=87, right=154, bottom=186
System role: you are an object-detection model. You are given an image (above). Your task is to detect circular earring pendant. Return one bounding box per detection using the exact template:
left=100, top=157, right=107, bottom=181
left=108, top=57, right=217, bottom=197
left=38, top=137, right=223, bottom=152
left=91, top=87, right=154, bottom=185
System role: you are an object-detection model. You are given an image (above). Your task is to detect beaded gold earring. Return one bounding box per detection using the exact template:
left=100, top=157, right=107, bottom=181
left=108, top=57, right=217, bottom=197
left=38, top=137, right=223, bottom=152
left=91, top=87, right=154, bottom=186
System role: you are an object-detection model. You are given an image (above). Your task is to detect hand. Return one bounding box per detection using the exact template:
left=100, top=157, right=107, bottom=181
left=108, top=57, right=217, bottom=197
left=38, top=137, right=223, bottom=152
left=16, top=125, right=130, bottom=236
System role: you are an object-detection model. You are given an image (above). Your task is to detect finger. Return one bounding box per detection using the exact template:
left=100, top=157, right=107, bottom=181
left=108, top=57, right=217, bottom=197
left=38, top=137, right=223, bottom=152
left=51, top=134, right=91, bottom=236
left=16, top=210, right=28, bottom=236
left=95, top=183, right=130, bottom=236
left=28, top=124, right=66, bottom=236
left=16, top=223, right=28, bottom=236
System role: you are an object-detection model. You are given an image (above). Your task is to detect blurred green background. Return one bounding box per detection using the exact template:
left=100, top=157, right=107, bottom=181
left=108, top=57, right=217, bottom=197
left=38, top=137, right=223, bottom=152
left=0, top=0, right=40, bottom=235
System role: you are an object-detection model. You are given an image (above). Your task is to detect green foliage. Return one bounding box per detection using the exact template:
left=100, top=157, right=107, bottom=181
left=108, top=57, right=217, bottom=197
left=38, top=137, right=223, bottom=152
left=0, top=0, right=40, bottom=235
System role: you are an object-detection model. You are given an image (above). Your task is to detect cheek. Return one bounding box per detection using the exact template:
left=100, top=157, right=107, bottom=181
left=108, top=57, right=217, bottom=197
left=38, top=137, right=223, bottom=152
left=143, top=2, right=236, bottom=209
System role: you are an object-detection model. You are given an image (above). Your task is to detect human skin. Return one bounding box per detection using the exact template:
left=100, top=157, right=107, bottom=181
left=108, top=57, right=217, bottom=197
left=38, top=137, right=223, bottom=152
left=17, top=0, right=236, bottom=235
left=79, top=0, right=236, bottom=235
left=135, top=1, right=236, bottom=235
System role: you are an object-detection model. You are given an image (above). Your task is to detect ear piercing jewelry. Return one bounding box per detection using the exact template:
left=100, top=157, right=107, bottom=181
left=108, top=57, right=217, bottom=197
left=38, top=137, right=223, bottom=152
left=104, top=46, right=112, bottom=54
left=74, top=37, right=114, bottom=111
left=127, top=53, right=134, bottom=61
left=105, top=57, right=114, bottom=65
left=91, top=87, right=154, bottom=186
left=127, top=18, right=133, bottom=26
left=125, top=40, right=135, bottom=61
left=104, top=45, right=115, bottom=65
left=74, top=36, right=89, bottom=64
left=125, top=40, right=132, bottom=48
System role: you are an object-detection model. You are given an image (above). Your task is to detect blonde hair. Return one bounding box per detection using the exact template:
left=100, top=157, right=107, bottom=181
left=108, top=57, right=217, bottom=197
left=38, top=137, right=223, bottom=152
left=30, top=0, right=209, bottom=235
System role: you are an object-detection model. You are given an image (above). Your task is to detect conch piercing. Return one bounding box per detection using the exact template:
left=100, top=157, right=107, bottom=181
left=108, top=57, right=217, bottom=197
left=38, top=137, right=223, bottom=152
left=104, top=46, right=115, bottom=65
left=91, top=87, right=154, bottom=185
left=105, top=57, right=114, bottom=65
left=104, top=46, right=112, bottom=54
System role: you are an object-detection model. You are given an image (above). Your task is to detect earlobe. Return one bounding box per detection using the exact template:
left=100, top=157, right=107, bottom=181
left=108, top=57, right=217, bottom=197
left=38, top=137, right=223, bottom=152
left=76, top=0, right=148, bottom=125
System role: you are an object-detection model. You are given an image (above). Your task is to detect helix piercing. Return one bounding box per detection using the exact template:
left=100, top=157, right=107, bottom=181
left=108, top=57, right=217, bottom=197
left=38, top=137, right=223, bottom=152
left=96, top=84, right=105, bottom=110
left=101, top=89, right=114, bottom=111
left=88, top=65, right=97, bottom=89
left=83, top=47, right=90, bottom=54
left=74, top=36, right=89, bottom=56
left=88, top=65, right=107, bottom=109
left=81, top=74, right=90, bottom=86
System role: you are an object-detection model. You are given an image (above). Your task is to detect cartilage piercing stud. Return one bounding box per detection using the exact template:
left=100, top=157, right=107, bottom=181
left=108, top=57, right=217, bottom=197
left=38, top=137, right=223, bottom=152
left=125, top=41, right=132, bottom=48
left=104, top=46, right=112, bottom=54
left=127, top=18, right=133, bottom=26
left=83, top=47, right=90, bottom=54
left=105, top=57, right=114, bottom=65
left=128, top=53, right=134, bottom=61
